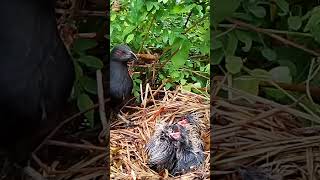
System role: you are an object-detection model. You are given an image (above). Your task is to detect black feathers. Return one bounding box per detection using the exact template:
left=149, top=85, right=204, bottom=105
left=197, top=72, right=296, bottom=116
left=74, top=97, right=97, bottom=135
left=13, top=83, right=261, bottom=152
left=0, top=0, right=75, bottom=164
left=109, top=44, right=137, bottom=112
left=146, top=114, right=205, bottom=176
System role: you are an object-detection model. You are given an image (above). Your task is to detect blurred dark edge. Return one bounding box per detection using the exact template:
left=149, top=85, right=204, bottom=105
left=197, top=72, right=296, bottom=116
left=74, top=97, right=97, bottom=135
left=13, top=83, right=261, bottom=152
left=105, top=0, right=110, bottom=179
left=209, top=0, right=214, bottom=179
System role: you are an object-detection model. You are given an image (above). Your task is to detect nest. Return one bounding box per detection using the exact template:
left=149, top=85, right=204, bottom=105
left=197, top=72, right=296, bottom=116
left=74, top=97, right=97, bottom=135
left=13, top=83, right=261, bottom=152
left=213, top=85, right=320, bottom=180
left=110, top=85, right=210, bottom=179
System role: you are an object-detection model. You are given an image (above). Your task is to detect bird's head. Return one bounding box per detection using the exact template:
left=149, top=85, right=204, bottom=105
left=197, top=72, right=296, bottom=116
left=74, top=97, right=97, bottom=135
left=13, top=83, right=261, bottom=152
left=111, top=44, right=138, bottom=62
left=178, top=114, right=198, bottom=127
left=168, top=124, right=187, bottom=141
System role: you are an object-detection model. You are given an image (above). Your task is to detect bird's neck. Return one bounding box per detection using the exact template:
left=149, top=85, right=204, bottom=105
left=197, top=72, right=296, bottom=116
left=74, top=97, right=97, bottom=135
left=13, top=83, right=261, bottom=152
left=111, top=59, right=128, bottom=66
left=110, top=60, right=129, bottom=72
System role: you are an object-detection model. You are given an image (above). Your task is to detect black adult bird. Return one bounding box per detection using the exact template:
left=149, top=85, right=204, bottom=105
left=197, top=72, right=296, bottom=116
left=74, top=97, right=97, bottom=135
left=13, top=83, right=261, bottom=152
left=109, top=44, right=137, bottom=113
left=0, top=0, right=75, bottom=165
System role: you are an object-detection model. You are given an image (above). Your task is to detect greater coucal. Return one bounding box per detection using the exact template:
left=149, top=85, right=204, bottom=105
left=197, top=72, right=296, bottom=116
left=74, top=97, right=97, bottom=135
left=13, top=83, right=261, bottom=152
left=109, top=44, right=137, bottom=113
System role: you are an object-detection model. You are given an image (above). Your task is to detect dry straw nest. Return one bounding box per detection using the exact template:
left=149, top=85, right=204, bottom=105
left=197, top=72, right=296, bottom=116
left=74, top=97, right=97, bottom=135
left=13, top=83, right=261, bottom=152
left=213, top=84, right=320, bottom=180
left=110, top=85, right=210, bottom=179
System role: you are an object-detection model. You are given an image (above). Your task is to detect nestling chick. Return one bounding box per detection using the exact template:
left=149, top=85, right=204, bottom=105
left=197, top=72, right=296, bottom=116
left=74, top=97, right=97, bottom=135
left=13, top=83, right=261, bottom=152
left=145, top=122, right=178, bottom=172
left=146, top=114, right=205, bottom=176
left=173, top=114, right=205, bottom=175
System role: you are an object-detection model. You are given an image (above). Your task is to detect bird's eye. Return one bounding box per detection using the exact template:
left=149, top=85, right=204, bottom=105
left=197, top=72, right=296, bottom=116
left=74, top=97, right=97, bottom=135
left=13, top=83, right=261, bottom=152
left=115, top=50, right=125, bottom=57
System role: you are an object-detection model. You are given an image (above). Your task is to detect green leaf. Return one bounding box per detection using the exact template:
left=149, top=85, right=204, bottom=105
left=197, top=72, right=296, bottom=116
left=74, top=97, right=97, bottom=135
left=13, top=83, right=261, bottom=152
left=251, top=69, right=272, bottom=80
left=212, top=39, right=223, bottom=50
left=73, top=39, right=97, bottom=52
left=121, top=26, right=136, bottom=39
left=169, top=32, right=175, bottom=45
left=311, top=24, right=320, bottom=43
left=165, top=83, right=173, bottom=90
left=278, top=60, right=297, bottom=77
left=163, top=34, right=168, bottom=43
left=235, top=30, right=252, bottom=52
left=248, top=5, right=266, bottom=18
left=211, top=48, right=224, bottom=65
left=275, top=0, right=289, bottom=16
left=269, top=66, right=292, bottom=83
left=171, top=39, right=191, bottom=67
left=111, top=13, right=117, bottom=21
left=199, top=43, right=210, bottom=55
left=146, top=2, right=153, bottom=11
left=261, top=48, right=277, bottom=61
left=133, top=90, right=140, bottom=98
left=180, top=79, right=187, bottom=85
left=172, top=5, right=194, bottom=14
left=182, top=84, right=192, bottom=91
left=80, top=76, right=97, bottom=95
left=77, top=94, right=94, bottom=127
left=213, top=0, right=240, bottom=24
left=263, top=87, right=287, bottom=101
left=288, top=16, right=302, bottom=30
left=193, top=82, right=202, bottom=88
left=78, top=55, right=104, bottom=69
left=172, top=71, right=180, bottom=78
left=226, top=56, right=243, bottom=74
left=126, top=34, right=134, bottom=43
left=73, top=61, right=83, bottom=80
left=110, top=27, right=113, bottom=38
left=233, top=76, right=260, bottom=95
left=304, top=8, right=320, bottom=32
left=225, top=32, right=238, bottom=56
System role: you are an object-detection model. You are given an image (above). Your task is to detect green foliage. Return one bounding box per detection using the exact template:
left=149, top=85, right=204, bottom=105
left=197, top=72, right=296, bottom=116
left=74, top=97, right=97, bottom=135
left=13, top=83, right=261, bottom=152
left=111, top=0, right=210, bottom=99
left=212, top=0, right=320, bottom=104
left=71, top=38, right=104, bottom=127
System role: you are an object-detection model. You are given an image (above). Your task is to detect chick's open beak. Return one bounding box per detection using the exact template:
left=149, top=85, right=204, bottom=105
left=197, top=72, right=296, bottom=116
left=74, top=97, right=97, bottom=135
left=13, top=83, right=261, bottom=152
left=169, top=131, right=181, bottom=140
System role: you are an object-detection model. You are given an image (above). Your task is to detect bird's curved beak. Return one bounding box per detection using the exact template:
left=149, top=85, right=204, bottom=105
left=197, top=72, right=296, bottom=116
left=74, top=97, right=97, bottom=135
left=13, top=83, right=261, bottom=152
left=129, top=51, right=138, bottom=61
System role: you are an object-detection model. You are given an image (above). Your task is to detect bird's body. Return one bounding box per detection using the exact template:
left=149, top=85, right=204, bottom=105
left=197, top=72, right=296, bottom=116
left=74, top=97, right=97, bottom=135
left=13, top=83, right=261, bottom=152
left=145, top=122, right=177, bottom=172
left=110, top=60, right=133, bottom=111
left=109, top=45, right=137, bottom=113
left=0, top=0, right=75, bottom=164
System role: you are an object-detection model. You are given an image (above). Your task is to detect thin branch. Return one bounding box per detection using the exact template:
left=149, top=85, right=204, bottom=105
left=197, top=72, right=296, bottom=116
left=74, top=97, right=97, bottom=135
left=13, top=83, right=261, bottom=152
left=182, top=14, right=209, bottom=34
left=34, top=98, right=110, bottom=153
left=55, top=9, right=106, bottom=17
left=96, top=70, right=108, bottom=142
left=218, top=24, right=313, bottom=37
left=46, top=140, right=105, bottom=151
left=226, top=18, right=320, bottom=57
left=184, top=11, right=193, bottom=29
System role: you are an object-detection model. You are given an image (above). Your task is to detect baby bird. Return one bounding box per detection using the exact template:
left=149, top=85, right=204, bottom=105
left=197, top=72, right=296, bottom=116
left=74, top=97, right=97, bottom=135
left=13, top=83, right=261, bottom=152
left=146, top=113, right=205, bottom=176
left=173, top=114, right=205, bottom=175
left=145, top=122, right=178, bottom=172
